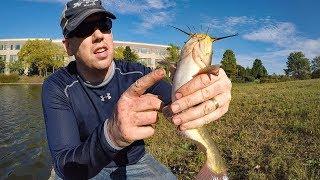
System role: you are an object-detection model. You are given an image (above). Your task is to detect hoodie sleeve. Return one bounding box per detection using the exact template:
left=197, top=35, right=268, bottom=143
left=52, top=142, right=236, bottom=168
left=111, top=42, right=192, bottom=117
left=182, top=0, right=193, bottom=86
left=42, top=78, right=119, bottom=179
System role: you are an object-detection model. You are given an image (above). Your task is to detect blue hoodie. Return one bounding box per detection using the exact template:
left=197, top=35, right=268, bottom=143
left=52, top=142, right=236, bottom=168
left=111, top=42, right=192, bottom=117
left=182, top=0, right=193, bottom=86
left=42, top=60, right=172, bottom=179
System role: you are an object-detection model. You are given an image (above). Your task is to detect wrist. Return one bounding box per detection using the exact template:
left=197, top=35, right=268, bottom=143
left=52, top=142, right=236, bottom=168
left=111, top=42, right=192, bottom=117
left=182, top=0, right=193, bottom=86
left=104, top=120, right=123, bottom=150
left=105, top=118, right=131, bottom=148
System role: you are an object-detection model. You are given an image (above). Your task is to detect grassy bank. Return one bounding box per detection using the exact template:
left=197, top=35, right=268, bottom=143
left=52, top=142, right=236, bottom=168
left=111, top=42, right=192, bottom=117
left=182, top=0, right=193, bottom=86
left=146, top=79, right=320, bottom=179
left=0, top=74, right=44, bottom=83
left=17, top=76, right=44, bottom=83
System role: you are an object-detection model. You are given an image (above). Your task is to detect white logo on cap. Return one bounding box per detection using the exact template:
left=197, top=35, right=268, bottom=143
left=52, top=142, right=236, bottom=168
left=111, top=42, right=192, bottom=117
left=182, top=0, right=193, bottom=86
left=73, top=0, right=99, bottom=8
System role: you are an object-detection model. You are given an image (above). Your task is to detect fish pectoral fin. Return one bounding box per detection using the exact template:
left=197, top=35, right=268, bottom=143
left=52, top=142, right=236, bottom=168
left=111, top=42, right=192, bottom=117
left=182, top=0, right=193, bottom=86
left=193, top=65, right=221, bottom=79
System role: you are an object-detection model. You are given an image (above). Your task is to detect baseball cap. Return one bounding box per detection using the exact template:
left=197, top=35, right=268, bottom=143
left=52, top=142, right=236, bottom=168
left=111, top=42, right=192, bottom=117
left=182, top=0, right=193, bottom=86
left=60, top=0, right=116, bottom=37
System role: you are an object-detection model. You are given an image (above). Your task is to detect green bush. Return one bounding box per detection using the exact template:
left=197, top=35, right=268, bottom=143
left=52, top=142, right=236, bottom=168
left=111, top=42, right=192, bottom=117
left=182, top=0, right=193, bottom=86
left=232, top=76, right=255, bottom=83
left=311, top=69, right=320, bottom=79
left=245, top=75, right=255, bottom=82
left=260, top=75, right=293, bottom=83
left=0, top=74, right=20, bottom=83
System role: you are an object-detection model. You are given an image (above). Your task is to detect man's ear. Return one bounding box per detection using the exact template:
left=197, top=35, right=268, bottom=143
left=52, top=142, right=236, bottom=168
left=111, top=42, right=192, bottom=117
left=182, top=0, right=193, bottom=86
left=62, top=39, right=74, bottom=56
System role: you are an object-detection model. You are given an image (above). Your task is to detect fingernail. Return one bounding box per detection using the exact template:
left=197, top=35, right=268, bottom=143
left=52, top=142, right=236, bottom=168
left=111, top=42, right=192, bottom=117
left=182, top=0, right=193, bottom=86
left=162, top=106, right=173, bottom=118
left=175, top=93, right=182, bottom=99
left=155, top=68, right=164, bottom=76
left=171, top=103, right=180, bottom=113
left=172, top=117, right=181, bottom=125
left=179, top=125, right=186, bottom=131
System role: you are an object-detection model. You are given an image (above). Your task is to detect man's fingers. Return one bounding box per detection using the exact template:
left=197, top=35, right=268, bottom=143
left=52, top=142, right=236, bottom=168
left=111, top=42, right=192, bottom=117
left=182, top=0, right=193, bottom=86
left=170, top=80, right=229, bottom=114
left=124, top=68, right=165, bottom=97
left=179, top=104, right=229, bottom=131
left=175, top=68, right=225, bottom=99
left=134, top=111, right=158, bottom=126
left=135, top=94, right=163, bottom=112
left=131, top=126, right=155, bottom=140
left=171, top=93, right=230, bottom=125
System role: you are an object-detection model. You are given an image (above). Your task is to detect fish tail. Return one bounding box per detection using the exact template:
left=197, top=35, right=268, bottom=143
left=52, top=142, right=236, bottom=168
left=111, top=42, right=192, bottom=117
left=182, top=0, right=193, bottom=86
left=196, top=163, right=228, bottom=180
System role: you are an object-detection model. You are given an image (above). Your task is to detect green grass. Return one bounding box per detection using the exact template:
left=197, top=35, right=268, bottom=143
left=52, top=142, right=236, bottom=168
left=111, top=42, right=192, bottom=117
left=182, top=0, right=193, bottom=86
left=146, top=79, right=320, bottom=179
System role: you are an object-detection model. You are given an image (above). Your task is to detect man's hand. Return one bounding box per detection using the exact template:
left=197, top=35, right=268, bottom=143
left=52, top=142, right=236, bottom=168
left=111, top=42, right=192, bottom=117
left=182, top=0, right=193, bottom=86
left=107, top=69, right=165, bottom=148
left=164, top=68, right=232, bottom=131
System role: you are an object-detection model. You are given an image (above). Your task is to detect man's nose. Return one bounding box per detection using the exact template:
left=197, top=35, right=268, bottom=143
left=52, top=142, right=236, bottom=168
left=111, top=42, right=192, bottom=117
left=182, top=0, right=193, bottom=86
left=92, top=28, right=104, bottom=43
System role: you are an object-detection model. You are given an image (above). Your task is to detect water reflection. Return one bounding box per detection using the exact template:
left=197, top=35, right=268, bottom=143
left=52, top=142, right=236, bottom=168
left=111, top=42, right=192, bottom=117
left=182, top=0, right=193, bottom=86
left=0, top=85, right=51, bottom=179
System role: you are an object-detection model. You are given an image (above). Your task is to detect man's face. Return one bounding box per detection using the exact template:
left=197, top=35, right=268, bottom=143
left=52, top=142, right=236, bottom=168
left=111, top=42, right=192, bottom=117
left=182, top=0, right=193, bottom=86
left=64, top=13, right=114, bottom=71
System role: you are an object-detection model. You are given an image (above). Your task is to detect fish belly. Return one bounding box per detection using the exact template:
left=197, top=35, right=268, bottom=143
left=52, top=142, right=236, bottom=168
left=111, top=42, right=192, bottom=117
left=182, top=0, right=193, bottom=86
left=171, top=58, right=211, bottom=145
left=172, top=57, right=200, bottom=98
left=171, top=57, right=227, bottom=176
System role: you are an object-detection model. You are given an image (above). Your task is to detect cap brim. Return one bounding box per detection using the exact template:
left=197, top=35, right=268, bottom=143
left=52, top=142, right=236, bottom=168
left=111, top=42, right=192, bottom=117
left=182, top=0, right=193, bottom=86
left=66, top=8, right=116, bottom=35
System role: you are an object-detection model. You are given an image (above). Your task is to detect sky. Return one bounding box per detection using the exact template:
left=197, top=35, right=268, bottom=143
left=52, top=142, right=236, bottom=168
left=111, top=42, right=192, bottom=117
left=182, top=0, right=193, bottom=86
left=1, top=0, right=320, bottom=74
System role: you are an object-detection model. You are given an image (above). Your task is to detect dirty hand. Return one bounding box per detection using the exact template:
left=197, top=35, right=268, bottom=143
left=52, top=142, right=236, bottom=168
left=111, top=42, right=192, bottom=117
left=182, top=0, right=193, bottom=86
left=164, top=68, right=232, bottom=131
left=107, top=69, right=165, bottom=148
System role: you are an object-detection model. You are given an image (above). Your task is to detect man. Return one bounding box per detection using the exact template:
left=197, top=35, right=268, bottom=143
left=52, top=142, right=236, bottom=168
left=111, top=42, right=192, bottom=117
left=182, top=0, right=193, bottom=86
left=42, top=0, right=232, bottom=179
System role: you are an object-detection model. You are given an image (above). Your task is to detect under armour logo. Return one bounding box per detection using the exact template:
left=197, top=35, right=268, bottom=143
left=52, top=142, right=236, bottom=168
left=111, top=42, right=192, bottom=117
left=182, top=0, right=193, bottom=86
left=100, top=93, right=111, bottom=102
left=73, top=0, right=99, bottom=8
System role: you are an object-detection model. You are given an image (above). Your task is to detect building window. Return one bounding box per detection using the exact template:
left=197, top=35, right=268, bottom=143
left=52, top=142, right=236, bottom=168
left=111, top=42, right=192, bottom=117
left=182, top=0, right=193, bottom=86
left=10, top=55, right=18, bottom=61
left=0, top=55, right=6, bottom=61
left=0, top=45, right=7, bottom=50
left=154, top=49, right=161, bottom=55
left=15, top=45, right=21, bottom=50
left=140, top=48, right=148, bottom=54
left=10, top=45, right=14, bottom=50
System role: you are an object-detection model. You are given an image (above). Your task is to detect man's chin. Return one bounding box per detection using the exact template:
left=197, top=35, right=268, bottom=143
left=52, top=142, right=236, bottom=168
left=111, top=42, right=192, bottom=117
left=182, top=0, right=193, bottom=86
left=94, top=60, right=112, bottom=70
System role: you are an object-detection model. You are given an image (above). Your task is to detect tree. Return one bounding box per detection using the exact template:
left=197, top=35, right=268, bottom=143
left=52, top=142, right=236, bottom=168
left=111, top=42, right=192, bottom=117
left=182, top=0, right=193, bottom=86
left=123, top=46, right=139, bottom=62
left=221, top=49, right=237, bottom=79
left=18, top=40, right=67, bottom=76
left=244, top=67, right=255, bottom=82
left=311, top=56, right=320, bottom=78
left=245, top=67, right=252, bottom=77
left=237, top=66, right=255, bottom=82
left=51, top=55, right=65, bottom=73
left=163, top=44, right=180, bottom=73
left=284, top=52, right=311, bottom=79
left=0, top=59, right=5, bottom=73
left=8, top=60, right=24, bottom=75
left=114, top=46, right=125, bottom=60
left=251, top=59, right=268, bottom=79
left=236, top=64, right=246, bottom=78
left=165, top=44, right=180, bottom=63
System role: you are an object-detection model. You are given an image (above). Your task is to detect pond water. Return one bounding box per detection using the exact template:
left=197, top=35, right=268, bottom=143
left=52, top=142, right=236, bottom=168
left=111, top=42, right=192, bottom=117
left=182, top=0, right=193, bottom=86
left=0, top=85, right=51, bottom=179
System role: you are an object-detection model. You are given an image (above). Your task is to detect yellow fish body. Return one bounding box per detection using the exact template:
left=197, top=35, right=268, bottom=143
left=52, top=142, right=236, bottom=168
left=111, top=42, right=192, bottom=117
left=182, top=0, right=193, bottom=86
left=171, top=29, right=237, bottom=179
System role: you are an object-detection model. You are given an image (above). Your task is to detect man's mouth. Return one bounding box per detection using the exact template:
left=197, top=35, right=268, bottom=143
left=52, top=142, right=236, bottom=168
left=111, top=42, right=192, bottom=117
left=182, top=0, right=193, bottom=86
left=94, top=47, right=107, bottom=54
left=94, top=46, right=109, bottom=59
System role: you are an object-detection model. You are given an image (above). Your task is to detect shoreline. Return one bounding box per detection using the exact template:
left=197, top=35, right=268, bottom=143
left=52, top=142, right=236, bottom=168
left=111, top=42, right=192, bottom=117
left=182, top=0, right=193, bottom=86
left=0, top=83, right=43, bottom=85
left=0, top=75, right=45, bottom=84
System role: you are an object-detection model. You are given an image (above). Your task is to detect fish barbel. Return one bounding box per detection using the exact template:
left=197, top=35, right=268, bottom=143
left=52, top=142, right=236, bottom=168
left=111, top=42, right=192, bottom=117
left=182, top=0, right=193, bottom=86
left=170, top=27, right=237, bottom=180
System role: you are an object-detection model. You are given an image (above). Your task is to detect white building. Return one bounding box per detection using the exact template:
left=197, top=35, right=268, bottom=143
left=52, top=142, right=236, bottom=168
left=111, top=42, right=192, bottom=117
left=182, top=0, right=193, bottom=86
left=0, top=38, right=169, bottom=74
